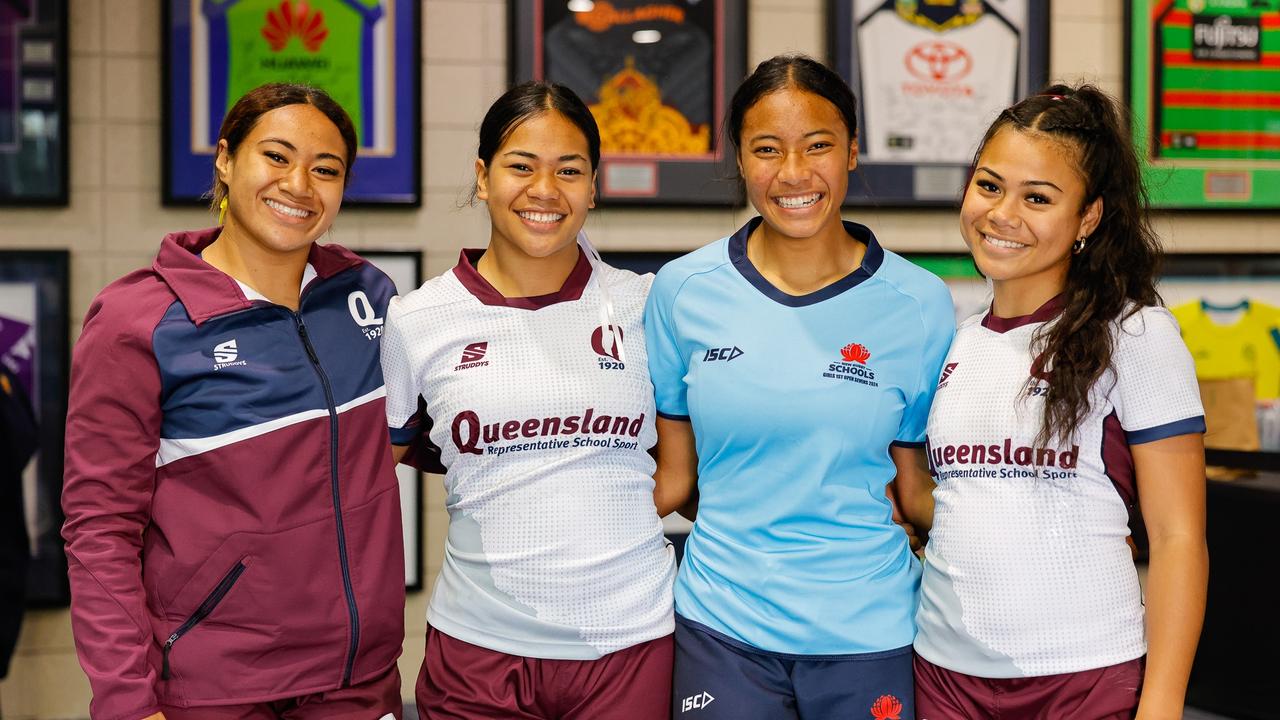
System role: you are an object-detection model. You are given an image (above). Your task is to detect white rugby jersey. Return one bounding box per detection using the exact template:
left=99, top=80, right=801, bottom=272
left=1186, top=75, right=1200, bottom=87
left=915, top=297, right=1204, bottom=678
left=381, top=249, right=675, bottom=660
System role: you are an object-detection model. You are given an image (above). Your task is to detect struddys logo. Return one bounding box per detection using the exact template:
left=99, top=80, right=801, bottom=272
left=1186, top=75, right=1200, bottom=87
left=937, top=361, right=959, bottom=389
left=928, top=438, right=1080, bottom=482
left=591, top=325, right=625, bottom=370
left=451, top=408, right=646, bottom=458
left=823, top=342, right=879, bottom=387
left=454, top=342, right=489, bottom=372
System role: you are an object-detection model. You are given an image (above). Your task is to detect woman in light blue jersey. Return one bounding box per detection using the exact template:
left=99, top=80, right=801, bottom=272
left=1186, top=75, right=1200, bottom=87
left=645, top=54, right=953, bottom=720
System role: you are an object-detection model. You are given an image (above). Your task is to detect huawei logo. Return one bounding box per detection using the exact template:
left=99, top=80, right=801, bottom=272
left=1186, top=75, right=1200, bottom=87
left=840, top=342, right=871, bottom=364
left=262, top=0, right=329, bottom=53
left=905, top=40, right=972, bottom=83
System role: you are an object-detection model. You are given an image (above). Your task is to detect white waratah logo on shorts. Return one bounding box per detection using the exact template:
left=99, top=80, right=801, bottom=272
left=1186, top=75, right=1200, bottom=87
left=681, top=691, right=715, bottom=713
left=213, top=339, right=247, bottom=371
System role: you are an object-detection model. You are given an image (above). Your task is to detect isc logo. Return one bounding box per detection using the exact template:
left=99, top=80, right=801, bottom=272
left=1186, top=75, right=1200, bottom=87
left=681, top=691, right=715, bottom=712
left=703, top=346, right=743, bottom=362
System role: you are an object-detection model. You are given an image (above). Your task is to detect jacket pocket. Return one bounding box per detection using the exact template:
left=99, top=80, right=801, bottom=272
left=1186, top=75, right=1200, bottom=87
left=161, top=558, right=249, bottom=680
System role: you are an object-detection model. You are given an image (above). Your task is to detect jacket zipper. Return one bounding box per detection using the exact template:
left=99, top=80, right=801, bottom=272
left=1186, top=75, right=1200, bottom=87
left=161, top=561, right=247, bottom=680
left=293, top=312, right=361, bottom=687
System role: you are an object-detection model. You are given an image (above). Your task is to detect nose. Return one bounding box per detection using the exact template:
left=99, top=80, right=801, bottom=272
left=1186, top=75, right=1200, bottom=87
left=526, top=170, right=560, bottom=201
left=278, top=163, right=313, bottom=199
left=986, top=195, right=1020, bottom=229
left=778, top=151, right=810, bottom=185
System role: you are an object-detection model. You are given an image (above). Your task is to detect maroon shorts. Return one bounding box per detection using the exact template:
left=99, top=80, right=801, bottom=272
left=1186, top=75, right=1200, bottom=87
left=416, top=626, right=673, bottom=720
left=158, top=662, right=401, bottom=719
left=914, top=653, right=1144, bottom=720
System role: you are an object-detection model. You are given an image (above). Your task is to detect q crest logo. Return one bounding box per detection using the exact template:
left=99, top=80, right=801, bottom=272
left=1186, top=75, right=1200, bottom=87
left=822, top=341, right=879, bottom=387
left=348, top=291, right=384, bottom=340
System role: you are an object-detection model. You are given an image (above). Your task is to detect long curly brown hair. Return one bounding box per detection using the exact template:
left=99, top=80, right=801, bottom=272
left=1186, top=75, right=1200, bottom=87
left=973, top=84, right=1163, bottom=446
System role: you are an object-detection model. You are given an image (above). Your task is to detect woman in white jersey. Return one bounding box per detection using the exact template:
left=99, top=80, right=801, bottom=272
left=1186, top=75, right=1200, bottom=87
left=380, top=82, right=676, bottom=720
left=646, top=54, right=952, bottom=720
left=913, top=84, right=1208, bottom=719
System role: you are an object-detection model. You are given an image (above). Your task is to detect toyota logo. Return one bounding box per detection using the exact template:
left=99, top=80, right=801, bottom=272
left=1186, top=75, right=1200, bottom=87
left=905, top=41, right=972, bottom=83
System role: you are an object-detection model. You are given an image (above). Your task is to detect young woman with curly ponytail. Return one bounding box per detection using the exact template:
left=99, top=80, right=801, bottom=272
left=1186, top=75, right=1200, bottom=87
left=912, top=84, right=1208, bottom=720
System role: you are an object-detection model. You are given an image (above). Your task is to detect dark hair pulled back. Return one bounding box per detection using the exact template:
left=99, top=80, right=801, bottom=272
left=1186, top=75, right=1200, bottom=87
left=975, top=83, right=1162, bottom=445
left=727, top=54, right=858, bottom=152
left=210, top=83, right=358, bottom=213
left=477, top=81, right=601, bottom=171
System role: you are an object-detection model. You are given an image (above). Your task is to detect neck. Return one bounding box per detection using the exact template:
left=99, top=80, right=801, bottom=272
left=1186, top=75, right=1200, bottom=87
left=991, top=274, right=1066, bottom=319
left=202, top=223, right=310, bottom=310
left=747, top=218, right=865, bottom=295
left=476, top=240, right=581, bottom=298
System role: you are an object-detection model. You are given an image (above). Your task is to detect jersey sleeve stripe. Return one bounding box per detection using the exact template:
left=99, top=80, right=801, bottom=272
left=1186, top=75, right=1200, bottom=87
left=656, top=410, right=692, bottom=421
left=1124, top=415, right=1207, bottom=445
left=890, top=439, right=926, bottom=448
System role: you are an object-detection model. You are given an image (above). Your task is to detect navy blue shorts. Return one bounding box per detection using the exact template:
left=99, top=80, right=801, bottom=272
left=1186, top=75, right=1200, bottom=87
left=672, top=615, right=915, bottom=719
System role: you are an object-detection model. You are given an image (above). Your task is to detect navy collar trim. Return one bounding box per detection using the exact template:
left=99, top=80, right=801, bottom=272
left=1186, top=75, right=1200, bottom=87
left=453, top=247, right=592, bottom=309
left=727, top=216, right=885, bottom=308
left=982, top=294, right=1066, bottom=333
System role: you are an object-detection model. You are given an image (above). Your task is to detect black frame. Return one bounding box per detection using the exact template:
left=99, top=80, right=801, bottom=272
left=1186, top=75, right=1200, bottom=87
left=0, top=0, right=69, bottom=206
left=510, top=0, right=748, bottom=206
left=828, top=0, right=1049, bottom=208
left=161, top=0, right=422, bottom=207
left=358, top=249, right=425, bottom=590
left=0, top=250, right=70, bottom=606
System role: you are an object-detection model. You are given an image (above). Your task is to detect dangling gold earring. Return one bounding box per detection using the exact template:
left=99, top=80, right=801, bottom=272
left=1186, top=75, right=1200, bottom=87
left=1072, top=235, right=1087, bottom=254
left=218, top=197, right=229, bottom=225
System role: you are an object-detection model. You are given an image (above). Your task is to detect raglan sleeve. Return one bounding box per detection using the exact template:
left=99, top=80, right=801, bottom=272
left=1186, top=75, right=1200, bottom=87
left=381, top=295, right=422, bottom=446
left=1112, top=307, right=1205, bottom=443
left=644, top=265, right=691, bottom=420
left=895, top=281, right=956, bottom=447
left=61, top=291, right=166, bottom=720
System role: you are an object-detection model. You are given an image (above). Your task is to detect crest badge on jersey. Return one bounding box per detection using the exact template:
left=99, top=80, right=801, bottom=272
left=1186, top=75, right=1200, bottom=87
left=822, top=341, right=879, bottom=386
left=894, top=0, right=984, bottom=32
left=591, top=325, right=626, bottom=370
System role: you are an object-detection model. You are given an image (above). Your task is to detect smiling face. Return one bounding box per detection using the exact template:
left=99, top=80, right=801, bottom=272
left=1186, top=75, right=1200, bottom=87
left=737, top=87, right=857, bottom=243
left=214, top=103, right=348, bottom=259
left=476, top=110, right=596, bottom=264
left=961, top=127, right=1103, bottom=315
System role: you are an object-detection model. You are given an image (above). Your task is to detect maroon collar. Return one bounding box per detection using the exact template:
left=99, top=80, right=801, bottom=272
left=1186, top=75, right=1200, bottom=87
left=152, top=227, right=365, bottom=325
left=452, top=247, right=592, bottom=309
left=981, top=294, right=1066, bottom=333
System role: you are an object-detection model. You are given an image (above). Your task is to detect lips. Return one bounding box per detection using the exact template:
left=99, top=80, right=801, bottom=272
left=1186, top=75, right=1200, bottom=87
left=774, top=192, right=822, bottom=209
left=264, top=198, right=314, bottom=219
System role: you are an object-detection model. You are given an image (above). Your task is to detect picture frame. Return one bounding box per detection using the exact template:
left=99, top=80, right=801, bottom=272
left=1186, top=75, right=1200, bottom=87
left=358, top=249, right=425, bottom=590
left=1125, top=1, right=1280, bottom=210
left=828, top=0, right=1050, bottom=207
left=0, top=0, right=68, bottom=206
left=162, top=0, right=421, bottom=207
left=0, top=250, right=70, bottom=606
left=510, top=0, right=747, bottom=206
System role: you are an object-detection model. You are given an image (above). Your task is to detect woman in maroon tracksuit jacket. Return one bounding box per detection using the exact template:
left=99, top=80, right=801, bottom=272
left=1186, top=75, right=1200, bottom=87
left=62, top=85, right=406, bottom=719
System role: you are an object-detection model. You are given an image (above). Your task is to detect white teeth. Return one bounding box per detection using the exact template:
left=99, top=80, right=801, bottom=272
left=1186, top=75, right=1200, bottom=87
left=265, top=199, right=311, bottom=218
left=519, top=211, right=564, bottom=224
left=776, top=193, right=821, bottom=209
left=984, top=234, right=1025, bottom=250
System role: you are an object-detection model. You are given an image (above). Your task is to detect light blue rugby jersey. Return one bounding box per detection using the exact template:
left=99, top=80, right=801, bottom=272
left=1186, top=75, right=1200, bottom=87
left=645, top=217, right=955, bottom=655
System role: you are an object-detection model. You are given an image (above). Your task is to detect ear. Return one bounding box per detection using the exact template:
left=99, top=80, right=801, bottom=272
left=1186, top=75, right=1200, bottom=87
left=214, top=139, right=232, bottom=185
left=847, top=133, right=858, bottom=172
left=1080, top=196, right=1103, bottom=239
left=589, top=171, right=597, bottom=209
left=474, top=158, right=489, bottom=201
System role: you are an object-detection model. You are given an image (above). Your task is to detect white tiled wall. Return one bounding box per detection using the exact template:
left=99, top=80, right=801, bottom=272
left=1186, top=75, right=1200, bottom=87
left=1, top=0, right=1276, bottom=716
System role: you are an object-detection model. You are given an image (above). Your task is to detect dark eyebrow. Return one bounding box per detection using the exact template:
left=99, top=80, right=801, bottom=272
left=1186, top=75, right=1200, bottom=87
left=503, top=149, right=589, bottom=163
left=975, top=166, right=1062, bottom=193
left=749, top=129, right=837, bottom=143
left=258, top=138, right=347, bottom=168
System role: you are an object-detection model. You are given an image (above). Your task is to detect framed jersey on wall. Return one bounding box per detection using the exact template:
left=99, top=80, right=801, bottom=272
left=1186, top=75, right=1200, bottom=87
left=1126, top=0, right=1280, bottom=210
left=162, top=0, right=421, bottom=206
left=828, top=0, right=1049, bottom=207
left=0, top=0, right=67, bottom=206
left=511, top=0, right=747, bottom=206
left=0, top=250, right=70, bottom=606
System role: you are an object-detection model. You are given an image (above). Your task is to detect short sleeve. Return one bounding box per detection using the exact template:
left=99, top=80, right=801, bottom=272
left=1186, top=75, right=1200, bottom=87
left=380, top=295, right=422, bottom=445
left=1113, top=307, right=1206, bottom=443
left=644, top=266, right=690, bottom=419
left=895, top=284, right=956, bottom=446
